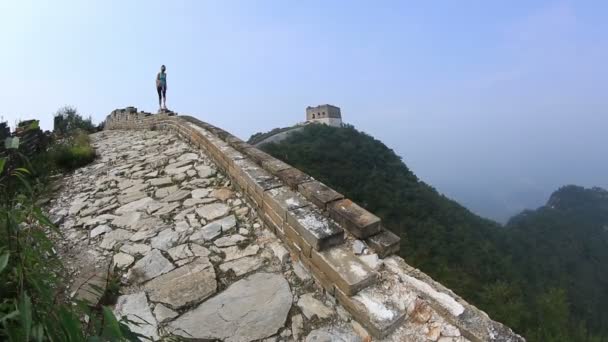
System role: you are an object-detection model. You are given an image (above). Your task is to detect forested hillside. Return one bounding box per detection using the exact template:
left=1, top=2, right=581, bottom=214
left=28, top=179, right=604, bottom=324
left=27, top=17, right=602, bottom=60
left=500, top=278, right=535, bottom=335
left=251, top=124, right=608, bottom=342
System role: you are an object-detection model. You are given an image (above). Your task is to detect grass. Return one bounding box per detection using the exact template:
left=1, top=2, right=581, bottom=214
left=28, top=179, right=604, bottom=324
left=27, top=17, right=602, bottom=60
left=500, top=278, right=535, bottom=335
left=50, top=130, right=96, bottom=171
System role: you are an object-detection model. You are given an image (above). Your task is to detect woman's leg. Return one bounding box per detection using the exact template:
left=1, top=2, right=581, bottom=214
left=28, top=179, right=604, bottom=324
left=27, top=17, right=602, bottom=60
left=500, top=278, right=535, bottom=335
left=157, top=87, right=162, bottom=108
left=162, top=87, right=167, bottom=109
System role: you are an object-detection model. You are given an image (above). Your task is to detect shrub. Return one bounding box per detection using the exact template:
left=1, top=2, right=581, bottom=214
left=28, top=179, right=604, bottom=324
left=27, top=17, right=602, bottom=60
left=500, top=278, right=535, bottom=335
left=50, top=130, right=96, bottom=171
left=53, top=106, right=96, bottom=136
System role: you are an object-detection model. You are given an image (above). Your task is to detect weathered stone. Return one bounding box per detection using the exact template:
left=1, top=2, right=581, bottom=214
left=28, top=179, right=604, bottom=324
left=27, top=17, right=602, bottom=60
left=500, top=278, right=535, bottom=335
left=149, top=177, right=172, bottom=186
left=352, top=240, right=367, bottom=255
left=235, top=207, right=250, bottom=220
left=90, top=224, right=111, bottom=238
left=153, top=303, right=178, bottom=323
left=263, top=186, right=309, bottom=221
left=144, top=170, right=159, bottom=179
left=286, top=206, right=344, bottom=251
left=196, top=203, right=230, bottom=221
left=311, top=245, right=377, bottom=296
left=441, top=324, right=461, bottom=337
left=127, top=249, right=175, bottom=283
left=169, top=273, right=292, bottom=341
left=153, top=202, right=180, bottom=216
left=219, top=256, right=264, bottom=276
left=329, top=199, right=381, bottom=239
left=177, top=152, right=199, bottom=162
left=181, top=198, right=203, bottom=207
left=174, top=220, right=190, bottom=232
left=297, top=293, right=334, bottom=320
left=117, top=191, right=146, bottom=205
left=113, top=252, right=135, bottom=269
left=365, top=229, right=400, bottom=257
left=120, top=243, right=151, bottom=256
left=154, top=185, right=178, bottom=198
left=298, top=180, right=344, bottom=209
left=216, top=214, right=237, bottom=231
left=190, top=221, right=222, bottom=242
left=72, top=270, right=107, bottom=305
left=112, top=212, right=141, bottom=230
left=165, top=164, right=192, bottom=175
left=214, top=234, right=247, bottom=247
left=269, top=241, right=289, bottom=263
left=83, top=214, right=118, bottom=228
left=100, top=229, right=132, bottom=249
left=276, top=167, right=312, bottom=189
left=360, top=254, right=383, bottom=271
left=195, top=165, right=216, bottom=178
left=191, top=188, right=210, bottom=199
left=210, top=188, right=234, bottom=201
left=427, top=322, right=442, bottom=340
left=167, top=244, right=194, bottom=260
left=222, top=244, right=260, bottom=262
left=293, top=260, right=312, bottom=282
left=150, top=228, right=182, bottom=251
left=291, top=314, right=304, bottom=341
left=305, top=326, right=362, bottom=342
left=145, top=258, right=216, bottom=309
left=116, top=197, right=156, bottom=214
left=190, top=244, right=211, bottom=257
left=129, top=229, right=159, bottom=242
left=162, top=189, right=190, bottom=202
left=335, top=284, right=407, bottom=338
left=114, top=292, right=158, bottom=340
left=69, top=199, right=87, bottom=216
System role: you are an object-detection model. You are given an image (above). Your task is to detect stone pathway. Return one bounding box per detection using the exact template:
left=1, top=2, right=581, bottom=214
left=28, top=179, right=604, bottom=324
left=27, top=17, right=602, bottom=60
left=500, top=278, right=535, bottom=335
left=46, top=131, right=356, bottom=341
left=48, top=130, right=469, bottom=342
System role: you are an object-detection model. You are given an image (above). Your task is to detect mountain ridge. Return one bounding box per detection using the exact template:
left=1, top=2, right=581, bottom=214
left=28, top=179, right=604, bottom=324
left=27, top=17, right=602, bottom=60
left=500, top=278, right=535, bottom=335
left=250, top=123, right=608, bottom=342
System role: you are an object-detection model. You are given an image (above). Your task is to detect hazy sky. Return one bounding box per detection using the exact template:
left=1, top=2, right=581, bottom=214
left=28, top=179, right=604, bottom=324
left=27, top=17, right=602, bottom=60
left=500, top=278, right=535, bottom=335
left=1, top=1, right=607, bottom=221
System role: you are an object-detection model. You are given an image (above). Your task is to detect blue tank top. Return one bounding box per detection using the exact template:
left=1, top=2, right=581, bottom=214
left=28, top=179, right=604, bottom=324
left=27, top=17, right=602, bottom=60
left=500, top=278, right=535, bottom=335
left=159, top=72, right=167, bottom=86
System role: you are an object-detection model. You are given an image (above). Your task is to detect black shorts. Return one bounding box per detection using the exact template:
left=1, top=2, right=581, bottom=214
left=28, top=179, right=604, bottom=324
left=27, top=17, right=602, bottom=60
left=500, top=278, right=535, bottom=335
left=157, top=86, right=166, bottom=97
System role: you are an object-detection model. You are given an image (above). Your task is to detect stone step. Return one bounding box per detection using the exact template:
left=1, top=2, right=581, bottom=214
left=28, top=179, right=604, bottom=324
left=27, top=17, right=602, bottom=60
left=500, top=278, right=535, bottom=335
left=309, top=244, right=378, bottom=296
left=365, top=228, right=401, bottom=257
left=328, top=199, right=381, bottom=239
left=298, top=180, right=344, bottom=210
left=262, top=186, right=344, bottom=253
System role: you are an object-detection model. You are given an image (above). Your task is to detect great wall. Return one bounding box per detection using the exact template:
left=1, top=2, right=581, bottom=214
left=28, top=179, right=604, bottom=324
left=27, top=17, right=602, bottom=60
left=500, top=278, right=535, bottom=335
left=47, top=106, right=525, bottom=341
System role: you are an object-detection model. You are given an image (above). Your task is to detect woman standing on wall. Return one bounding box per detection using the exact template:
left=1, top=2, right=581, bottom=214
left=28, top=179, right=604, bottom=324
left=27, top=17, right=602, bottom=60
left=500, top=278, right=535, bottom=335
left=156, top=65, right=168, bottom=111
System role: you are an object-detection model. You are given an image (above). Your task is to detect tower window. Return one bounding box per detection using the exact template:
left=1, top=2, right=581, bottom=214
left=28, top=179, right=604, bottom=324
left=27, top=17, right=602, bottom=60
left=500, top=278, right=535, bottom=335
left=312, top=114, right=315, bottom=119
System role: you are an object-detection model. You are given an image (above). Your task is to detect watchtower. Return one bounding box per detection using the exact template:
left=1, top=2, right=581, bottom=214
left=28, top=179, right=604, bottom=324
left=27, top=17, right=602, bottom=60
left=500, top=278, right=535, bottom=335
left=305, top=104, right=343, bottom=127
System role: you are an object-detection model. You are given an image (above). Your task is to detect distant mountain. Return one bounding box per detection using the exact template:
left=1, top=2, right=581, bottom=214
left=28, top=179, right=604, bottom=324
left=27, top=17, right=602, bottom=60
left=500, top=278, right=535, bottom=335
left=250, top=124, right=608, bottom=342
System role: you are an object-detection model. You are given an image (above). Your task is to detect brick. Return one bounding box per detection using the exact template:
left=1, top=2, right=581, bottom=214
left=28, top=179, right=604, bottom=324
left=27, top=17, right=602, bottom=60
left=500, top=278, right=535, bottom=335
left=298, top=181, right=344, bottom=209
left=261, top=157, right=292, bottom=174
left=299, top=253, right=336, bottom=295
left=311, top=245, right=377, bottom=296
left=276, top=168, right=312, bottom=189
left=240, top=168, right=282, bottom=199
left=242, top=147, right=274, bottom=165
left=366, top=228, right=400, bottom=257
left=283, top=218, right=312, bottom=258
left=285, top=206, right=344, bottom=251
left=263, top=186, right=309, bottom=220
left=335, top=287, right=406, bottom=338
left=328, top=199, right=381, bottom=238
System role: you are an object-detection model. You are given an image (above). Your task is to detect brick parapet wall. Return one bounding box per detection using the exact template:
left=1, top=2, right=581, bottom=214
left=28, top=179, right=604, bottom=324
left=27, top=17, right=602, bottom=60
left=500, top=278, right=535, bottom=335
left=104, top=109, right=525, bottom=342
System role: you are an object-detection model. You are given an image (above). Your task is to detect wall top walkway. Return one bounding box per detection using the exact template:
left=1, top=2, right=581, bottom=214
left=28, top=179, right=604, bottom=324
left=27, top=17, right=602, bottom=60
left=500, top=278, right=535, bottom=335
left=105, top=107, right=525, bottom=342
